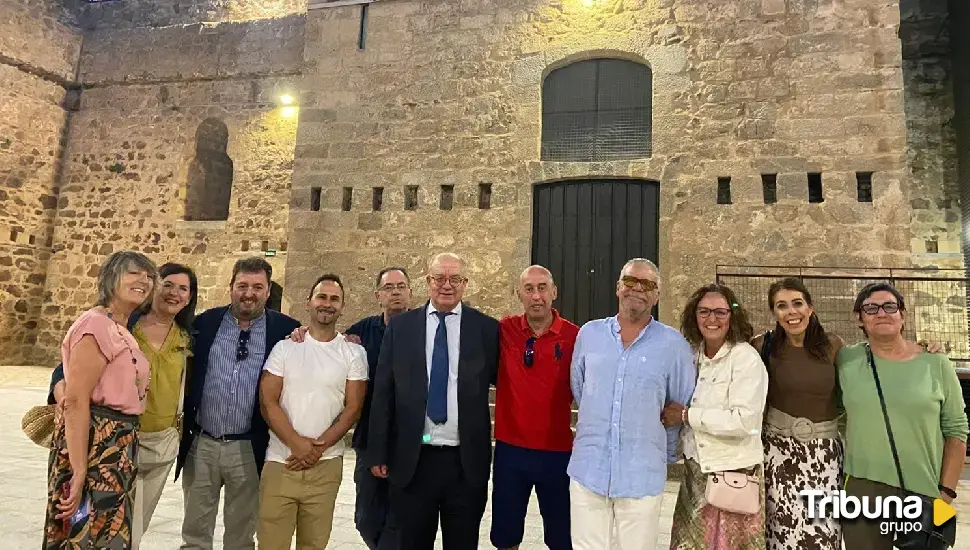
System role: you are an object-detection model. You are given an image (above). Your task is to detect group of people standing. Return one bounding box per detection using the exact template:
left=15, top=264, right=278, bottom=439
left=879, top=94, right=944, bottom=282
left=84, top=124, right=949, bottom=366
left=40, top=249, right=967, bottom=550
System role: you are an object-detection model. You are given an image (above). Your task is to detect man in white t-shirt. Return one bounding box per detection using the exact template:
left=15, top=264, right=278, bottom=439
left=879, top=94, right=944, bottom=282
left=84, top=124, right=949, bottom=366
left=257, top=274, right=368, bottom=549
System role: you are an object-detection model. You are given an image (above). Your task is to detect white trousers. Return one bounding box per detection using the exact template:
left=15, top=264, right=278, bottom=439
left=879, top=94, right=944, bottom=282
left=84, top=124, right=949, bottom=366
left=569, top=479, right=663, bottom=550
left=133, top=427, right=180, bottom=549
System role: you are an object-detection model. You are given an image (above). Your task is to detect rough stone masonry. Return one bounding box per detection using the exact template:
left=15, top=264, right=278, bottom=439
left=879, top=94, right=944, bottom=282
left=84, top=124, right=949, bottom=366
left=0, top=0, right=966, bottom=366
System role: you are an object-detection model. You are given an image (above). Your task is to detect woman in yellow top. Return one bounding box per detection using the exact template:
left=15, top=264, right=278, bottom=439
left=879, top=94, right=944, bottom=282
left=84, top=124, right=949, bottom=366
left=52, top=262, right=197, bottom=548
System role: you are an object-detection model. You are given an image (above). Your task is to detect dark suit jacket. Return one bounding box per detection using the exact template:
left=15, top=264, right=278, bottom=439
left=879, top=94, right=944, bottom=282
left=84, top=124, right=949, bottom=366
left=367, top=302, right=499, bottom=488
left=174, top=305, right=300, bottom=479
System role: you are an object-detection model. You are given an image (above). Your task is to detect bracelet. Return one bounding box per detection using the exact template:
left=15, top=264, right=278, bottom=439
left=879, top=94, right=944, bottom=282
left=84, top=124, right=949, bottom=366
left=681, top=407, right=688, bottom=425
left=939, top=484, right=957, bottom=499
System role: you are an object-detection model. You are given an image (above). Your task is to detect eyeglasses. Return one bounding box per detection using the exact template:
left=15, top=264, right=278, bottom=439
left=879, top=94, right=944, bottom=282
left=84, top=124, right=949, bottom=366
left=379, top=283, right=409, bottom=292
left=860, top=302, right=900, bottom=315
left=697, top=307, right=731, bottom=319
left=430, top=275, right=466, bottom=287
left=620, top=275, right=658, bottom=292
left=237, top=330, right=251, bottom=361
left=523, top=337, right=536, bottom=368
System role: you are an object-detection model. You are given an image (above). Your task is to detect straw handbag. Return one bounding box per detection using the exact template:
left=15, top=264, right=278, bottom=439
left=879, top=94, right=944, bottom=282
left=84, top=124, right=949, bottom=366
left=22, top=404, right=56, bottom=448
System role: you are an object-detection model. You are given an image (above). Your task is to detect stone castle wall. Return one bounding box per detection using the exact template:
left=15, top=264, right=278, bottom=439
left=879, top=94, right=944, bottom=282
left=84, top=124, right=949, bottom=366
left=0, top=0, right=82, bottom=364
left=29, top=7, right=306, bottom=364
left=286, top=0, right=944, bottom=329
left=2, top=0, right=968, bottom=364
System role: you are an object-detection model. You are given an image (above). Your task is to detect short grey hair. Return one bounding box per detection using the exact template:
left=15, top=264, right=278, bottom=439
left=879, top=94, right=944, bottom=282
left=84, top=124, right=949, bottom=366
left=96, top=251, right=158, bottom=307
left=428, top=252, right=467, bottom=274
left=618, top=258, right=660, bottom=280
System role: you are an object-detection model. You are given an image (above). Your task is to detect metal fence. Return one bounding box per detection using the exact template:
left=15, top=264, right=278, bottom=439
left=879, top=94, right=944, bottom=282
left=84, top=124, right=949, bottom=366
left=715, top=265, right=970, bottom=364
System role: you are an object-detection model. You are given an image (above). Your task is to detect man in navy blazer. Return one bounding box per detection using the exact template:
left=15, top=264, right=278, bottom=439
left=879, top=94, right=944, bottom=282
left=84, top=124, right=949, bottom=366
left=368, top=252, right=499, bottom=549
left=177, top=257, right=301, bottom=550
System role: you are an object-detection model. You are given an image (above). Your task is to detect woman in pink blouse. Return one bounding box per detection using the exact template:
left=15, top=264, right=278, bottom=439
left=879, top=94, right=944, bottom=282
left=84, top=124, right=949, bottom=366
left=44, top=251, right=158, bottom=549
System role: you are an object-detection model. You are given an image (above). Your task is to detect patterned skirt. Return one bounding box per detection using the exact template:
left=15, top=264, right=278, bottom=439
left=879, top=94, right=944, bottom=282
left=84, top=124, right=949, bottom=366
left=669, top=459, right=766, bottom=550
left=763, top=431, right=842, bottom=550
left=44, top=405, right=139, bottom=549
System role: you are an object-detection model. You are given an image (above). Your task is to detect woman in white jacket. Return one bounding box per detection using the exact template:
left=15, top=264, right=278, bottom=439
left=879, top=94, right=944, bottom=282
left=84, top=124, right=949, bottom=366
left=663, top=283, right=768, bottom=550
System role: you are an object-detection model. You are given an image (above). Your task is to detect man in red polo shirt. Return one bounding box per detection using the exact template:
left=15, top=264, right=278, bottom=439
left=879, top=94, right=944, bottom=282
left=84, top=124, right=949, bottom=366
left=491, top=265, right=579, bottom=550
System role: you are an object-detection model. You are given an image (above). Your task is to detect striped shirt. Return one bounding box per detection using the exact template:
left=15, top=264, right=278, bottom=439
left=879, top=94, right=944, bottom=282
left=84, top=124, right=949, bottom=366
left=196, top=310, right=268, bottom=437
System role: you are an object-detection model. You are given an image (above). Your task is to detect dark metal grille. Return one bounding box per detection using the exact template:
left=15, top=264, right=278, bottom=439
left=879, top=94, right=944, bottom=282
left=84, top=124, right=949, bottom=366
left=716, top=265, right=970, bottom=363
left=532, top=179, right=660, bottom=326
left=541, top=59, right=652, bottom=162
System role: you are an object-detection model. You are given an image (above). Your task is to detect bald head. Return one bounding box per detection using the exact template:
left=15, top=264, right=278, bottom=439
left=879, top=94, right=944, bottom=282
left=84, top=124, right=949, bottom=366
left=519, top=265, right=554, bottom=286
left=519, top=264, right=557, bottom=323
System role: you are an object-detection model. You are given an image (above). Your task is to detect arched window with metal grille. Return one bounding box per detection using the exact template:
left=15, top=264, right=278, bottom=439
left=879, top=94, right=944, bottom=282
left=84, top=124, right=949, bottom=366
left=541, top=58, right=652, bottom=162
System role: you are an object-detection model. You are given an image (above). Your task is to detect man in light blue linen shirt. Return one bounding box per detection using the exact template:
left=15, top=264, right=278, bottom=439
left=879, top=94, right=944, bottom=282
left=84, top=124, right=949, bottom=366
left=568, top=258, right=695, bottom=550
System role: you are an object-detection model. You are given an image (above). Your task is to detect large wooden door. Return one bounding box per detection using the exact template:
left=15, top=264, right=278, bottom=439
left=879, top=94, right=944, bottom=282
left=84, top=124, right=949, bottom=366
left=531, top=179, right=660, bottom=326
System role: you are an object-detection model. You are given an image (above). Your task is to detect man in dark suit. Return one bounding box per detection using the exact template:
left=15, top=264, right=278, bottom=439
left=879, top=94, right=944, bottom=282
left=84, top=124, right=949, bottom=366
left=176, top=257, right=301, bottom=550
left=368, top=252, right=500, bottom=549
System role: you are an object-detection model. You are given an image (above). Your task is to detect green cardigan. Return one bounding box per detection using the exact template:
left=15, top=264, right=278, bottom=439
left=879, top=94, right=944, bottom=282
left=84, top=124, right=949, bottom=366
left=838, top=342, right=968, bottom=498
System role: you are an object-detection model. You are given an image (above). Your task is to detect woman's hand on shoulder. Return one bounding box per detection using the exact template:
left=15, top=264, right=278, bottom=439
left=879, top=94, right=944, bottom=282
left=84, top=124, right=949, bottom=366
left=916, top=340, right=947, bottom=355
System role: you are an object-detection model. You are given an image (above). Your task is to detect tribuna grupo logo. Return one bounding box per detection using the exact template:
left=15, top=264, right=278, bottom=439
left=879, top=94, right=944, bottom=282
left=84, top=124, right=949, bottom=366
left=800, top=489, right=955, bottom=536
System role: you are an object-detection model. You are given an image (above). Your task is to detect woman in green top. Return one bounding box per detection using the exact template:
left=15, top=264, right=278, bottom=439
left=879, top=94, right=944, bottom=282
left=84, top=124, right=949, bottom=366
left=838, top=282, right=967, bottom=549
left=128, top=262, right=197, bottom=547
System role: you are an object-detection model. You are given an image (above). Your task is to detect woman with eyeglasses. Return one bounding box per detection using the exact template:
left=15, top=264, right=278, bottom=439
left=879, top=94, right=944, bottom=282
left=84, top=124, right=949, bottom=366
left=838, top=282, right=967, bottom=549
left=49, top=262, right=198, bottom=548
left=44, top=251, right=158, bottom=549
left=752, top=277, right=844, bottom=550
left=663, top=283, right=768, bottom=550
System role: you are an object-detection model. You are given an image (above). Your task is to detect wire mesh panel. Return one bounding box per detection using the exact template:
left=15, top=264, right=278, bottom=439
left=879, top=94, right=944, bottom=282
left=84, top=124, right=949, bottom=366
left=716, top=267, right=970, bottom=362
left=541, top=58, right=652, bottom=162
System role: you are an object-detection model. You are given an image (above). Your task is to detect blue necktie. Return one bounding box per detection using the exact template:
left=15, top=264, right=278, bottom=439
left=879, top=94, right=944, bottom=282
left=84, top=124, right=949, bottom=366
left=428, top=310, right=452, bottom=425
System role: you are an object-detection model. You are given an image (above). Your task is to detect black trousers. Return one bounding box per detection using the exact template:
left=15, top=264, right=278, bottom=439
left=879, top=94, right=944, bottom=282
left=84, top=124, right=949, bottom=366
left=355, top=455, right=398, bottom=549
left=389, top=446, right=488, bottom=550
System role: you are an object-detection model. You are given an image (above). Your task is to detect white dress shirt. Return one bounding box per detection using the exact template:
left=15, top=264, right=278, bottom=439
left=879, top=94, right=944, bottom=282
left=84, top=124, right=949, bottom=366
left=424, top=301, right=462, bottom=446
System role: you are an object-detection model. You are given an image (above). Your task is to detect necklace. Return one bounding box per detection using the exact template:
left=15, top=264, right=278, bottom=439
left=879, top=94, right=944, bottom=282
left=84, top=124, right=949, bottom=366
left=101, top=306, right=150, bottom=401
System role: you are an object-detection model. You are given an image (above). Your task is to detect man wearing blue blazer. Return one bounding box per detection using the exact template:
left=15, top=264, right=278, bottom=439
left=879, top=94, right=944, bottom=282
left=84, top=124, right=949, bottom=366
left=177, top=257, right=301, bottom=550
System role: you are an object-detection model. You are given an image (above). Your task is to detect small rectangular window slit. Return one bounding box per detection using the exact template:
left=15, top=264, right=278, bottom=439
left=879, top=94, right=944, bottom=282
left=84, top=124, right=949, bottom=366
left=404, top=185, right=419, bottom=210
left=357, top=4, right=368, bottom=50
left=808, top=172, right=824, bottom=203
left=310, top=187, right=321, bottom=211
left=856, top=171, right=873, bottom=203
left=761, top=174, right=777, bottom=204
left=926, top=240, right=939, bottom=253
left=241, top=240, right=250, bottom=252
left=478, top=183, right=492, bottom=209
left=342, top=187, right=353, bottom=211
left=372, top=187, right=384, bottom=211
left=440, top=185, right=454, bottom=210
left=716, top=177, right=732, bottom=205
left=261, top=240, right=269, bottom=252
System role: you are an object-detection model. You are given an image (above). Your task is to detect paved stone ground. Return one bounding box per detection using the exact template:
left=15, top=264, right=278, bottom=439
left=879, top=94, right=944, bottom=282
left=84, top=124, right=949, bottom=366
left=2, top=373, right=970, bottom=549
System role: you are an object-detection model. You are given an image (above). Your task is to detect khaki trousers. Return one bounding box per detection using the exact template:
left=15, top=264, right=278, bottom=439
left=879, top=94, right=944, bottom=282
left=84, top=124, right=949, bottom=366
left=569, top=479, right=662, bottom=550
left=180, top=435, right=260, bottom=550
left=257, top=457, right=343, bottom=550
left=133, top=427, right=180, bottom=549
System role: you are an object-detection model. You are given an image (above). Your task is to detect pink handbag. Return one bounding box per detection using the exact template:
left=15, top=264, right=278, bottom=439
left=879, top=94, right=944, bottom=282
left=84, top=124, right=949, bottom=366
left=705, top=471, right=761, bottom=515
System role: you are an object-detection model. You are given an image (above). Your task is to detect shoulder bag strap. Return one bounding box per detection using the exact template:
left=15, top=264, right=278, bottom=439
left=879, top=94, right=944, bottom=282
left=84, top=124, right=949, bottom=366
left=760, top=330, right=772, bottom=368
left=865, top=343, right=907, bottom=491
